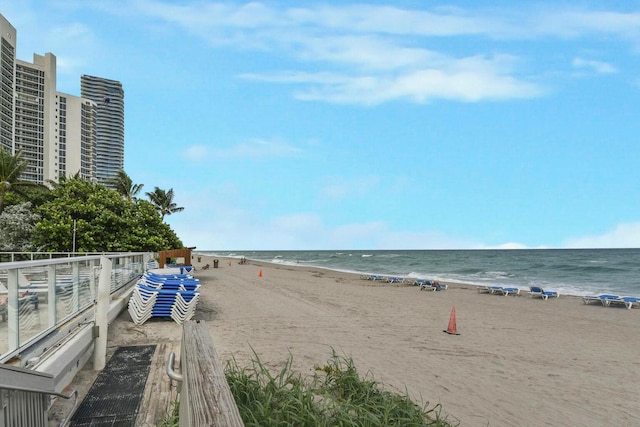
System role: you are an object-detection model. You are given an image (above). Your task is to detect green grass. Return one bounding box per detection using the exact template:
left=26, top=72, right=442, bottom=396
left=159, top=401, right=179, bottom=427
left=161, top=349, right=457, bottom=426
left=224, top=349, right=457, bottom=427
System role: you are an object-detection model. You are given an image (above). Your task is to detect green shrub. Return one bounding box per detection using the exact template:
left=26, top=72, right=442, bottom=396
left=224, top=349, right=457, bottom=427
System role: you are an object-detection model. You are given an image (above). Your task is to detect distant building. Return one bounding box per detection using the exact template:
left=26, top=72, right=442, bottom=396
left=15, top=53, right=57, bottom=184
left=81, top=75, right=124, bottom=187
left=0, top=14, right=17, bottom=154
left=0, top=12, right=123, bottom=187
left=57, top=93, right=97, bottom=182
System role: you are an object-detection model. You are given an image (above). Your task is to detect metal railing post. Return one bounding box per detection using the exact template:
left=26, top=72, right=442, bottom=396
left=7, top=268, right=19, bottom=351
left=48, top=265, right=57, bottom=327
left=93, top=256, right=112, bottom=371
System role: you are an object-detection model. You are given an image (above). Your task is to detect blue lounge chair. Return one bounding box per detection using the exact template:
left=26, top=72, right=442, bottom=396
left=528, top=286, right=559, bottom=300
left=419, top=280, right=434, bottom=291
left=605, top=296, right=640, bottom=309
left=582, top=295, right=603, bottom=305
left=491, top=286, right=521, bottom=296
left=420, top=281, right=447, bottom=291
left=620, top=296, right=640, bottom=309
left=582, top=294, right=620, bottom=306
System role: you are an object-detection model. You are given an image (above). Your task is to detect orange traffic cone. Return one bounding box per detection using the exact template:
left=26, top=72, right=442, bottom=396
left=258, top=269, right=263, bottom=277
left=443, top=306, right=460, bottom=335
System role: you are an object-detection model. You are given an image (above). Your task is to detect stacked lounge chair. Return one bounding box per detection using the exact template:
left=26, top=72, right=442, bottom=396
left=128, top=268, right=200, bottom=325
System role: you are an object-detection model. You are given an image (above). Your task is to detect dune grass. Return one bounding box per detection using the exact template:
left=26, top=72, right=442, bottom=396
left=224, top=349, right=457, bottom=427
left=161, top=349, right=457, bottom=426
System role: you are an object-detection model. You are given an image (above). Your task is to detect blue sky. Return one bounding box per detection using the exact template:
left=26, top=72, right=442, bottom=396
left=3, top=1, right=640, bottom=250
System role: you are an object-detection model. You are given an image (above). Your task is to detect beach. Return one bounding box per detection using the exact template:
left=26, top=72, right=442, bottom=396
left=52, top=255, right=640, bottom=426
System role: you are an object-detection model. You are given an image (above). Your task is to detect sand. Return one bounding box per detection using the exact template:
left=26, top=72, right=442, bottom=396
left=52, top=255, right=640, bottom=426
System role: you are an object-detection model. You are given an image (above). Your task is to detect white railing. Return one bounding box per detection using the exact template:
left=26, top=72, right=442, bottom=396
left=0, top=253, right=152, bottom=362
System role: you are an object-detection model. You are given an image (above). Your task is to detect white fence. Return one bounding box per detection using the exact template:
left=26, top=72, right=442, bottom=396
left=0, top=253, right=154, bottom=392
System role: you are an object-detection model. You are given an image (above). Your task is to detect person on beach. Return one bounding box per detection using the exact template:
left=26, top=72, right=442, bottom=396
left=432, top=281, right=446, bottom=291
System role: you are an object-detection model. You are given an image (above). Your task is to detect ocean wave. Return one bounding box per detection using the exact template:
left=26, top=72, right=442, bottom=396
left=271, top=258, right=301, bottom=266
left=197, top=249, right=640, bottom=297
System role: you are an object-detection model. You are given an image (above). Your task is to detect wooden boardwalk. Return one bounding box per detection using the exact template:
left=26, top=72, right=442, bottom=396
left=136, top=341, right=181, bottom=427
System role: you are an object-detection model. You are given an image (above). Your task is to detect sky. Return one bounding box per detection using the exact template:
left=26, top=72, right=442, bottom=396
left=2, top=1, right=640, bottom=250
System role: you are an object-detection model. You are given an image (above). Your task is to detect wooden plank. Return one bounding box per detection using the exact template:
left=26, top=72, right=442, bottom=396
left=136, top=342, right=180, bottom=427
left=182, top=320, right=244, bottom=427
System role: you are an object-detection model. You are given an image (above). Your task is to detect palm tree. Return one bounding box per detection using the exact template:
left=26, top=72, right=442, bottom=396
left=108, top=170, right=143, bottom=202
left=0, top=148, right=37, bottom=214
left=46, top=171, right=82, bottom=189
left=145, top=187, right=184, bottom=220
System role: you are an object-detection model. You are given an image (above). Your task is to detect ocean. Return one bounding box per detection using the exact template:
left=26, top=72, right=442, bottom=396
left=198, top=249, right=640, bottom=297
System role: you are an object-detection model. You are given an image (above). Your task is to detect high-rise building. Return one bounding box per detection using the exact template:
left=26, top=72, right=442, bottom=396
left=81, top=75, right=124, bottom=187
left=0, top=14, right=16, bottom=154
left=57, top=93, right=97, bottom=182
left=15, top=53, right=57, bottom=184
left=13, top=52, right=97, bottom=184
left=0, top=13, right=113, bottom=186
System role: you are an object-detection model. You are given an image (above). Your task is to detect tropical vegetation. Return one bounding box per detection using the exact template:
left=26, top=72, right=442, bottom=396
left=162, top=350, right=456, bottom=427
left=0, top=148, right=38, bottom=214
left=0, top=202, right=41, bottom=251
left=108, top=169, right=144, bottom=202
left=0, top=148, right=184, bottom=252
left=146, top=187, right=184, bottom=220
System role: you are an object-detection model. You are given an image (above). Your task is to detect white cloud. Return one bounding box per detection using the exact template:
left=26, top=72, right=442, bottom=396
left=318, top=176, right=380, bottom=200
left=131, top=2, right=554, bottom=105
left=539, top=10, right=640, bottom=39
left=134, top=2, right=640, bottom=41
left=177, top=138, right=303, bottom=162
left=72, top=2, right=640, bottom=106
left=169, top=187, right=491, bottom=250
left=244, top=53, right=544, bottom=105
left=563, top=222, right=640, bottom=248
left=572, top=57, right=618, bottom=74
left=216, top=138, right=303, bottom=158
left=168, top=189, right=640, bottom=251
left=183, top=144, right=208, bottom=161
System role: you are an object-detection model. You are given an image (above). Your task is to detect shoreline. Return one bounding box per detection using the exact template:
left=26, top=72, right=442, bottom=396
left=197, top=252, right=614, bottom=300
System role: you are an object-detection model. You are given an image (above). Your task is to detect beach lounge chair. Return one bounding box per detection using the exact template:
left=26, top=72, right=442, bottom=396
left=420, top=281, right=447, bottom=291
left=477, top=285, right=492, bottom=294
left=582, top=294, right=620, bottom=306
left=582, top=295, right=603, bottom=305
left=418, top=280, right=434, bottom=291
left=596, top=294, right=621, bottom=306
left=420, top=282, right=437, bottom=291
left=619, top=296, right=640, bottom=309
left=491, top=286, right=521, bottom=296
left=434, top=282, right=448, bottom=291
left=604, top=296, right=640, bottom=309
left=528, top=286, right=559, bottom=300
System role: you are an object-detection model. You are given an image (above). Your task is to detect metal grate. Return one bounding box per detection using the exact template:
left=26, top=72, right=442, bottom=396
left=69, top=345, right=156, bottom=427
